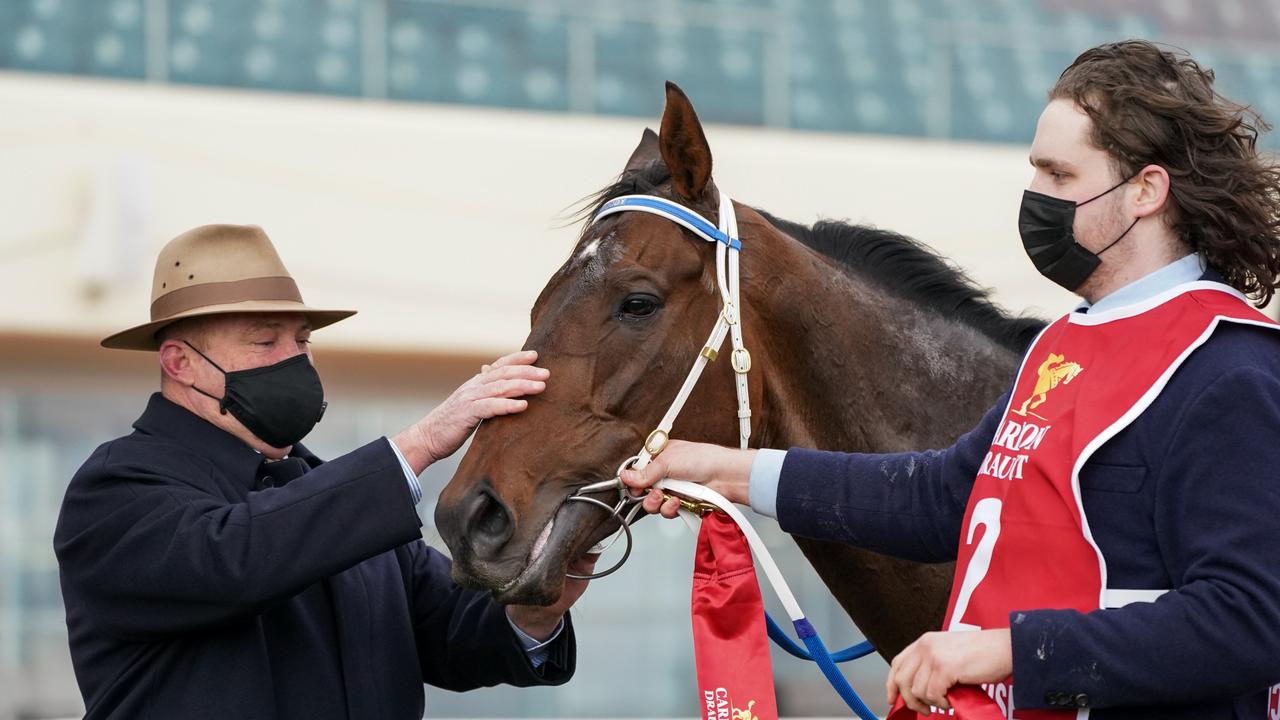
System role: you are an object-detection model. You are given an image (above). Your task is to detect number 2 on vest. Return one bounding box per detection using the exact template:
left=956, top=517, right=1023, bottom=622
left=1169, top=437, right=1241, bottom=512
left=949, top=498, right=1003, bottom=632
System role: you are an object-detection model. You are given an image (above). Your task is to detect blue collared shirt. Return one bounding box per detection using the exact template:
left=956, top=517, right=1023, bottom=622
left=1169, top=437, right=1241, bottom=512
left=1077, top=251, right=1206, bottom=314
left=745, top=253, right=1208, bottom=518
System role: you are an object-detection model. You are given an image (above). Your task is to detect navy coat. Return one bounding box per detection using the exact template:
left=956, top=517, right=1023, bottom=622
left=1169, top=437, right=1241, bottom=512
left=54, top=394, right=574, bottom=719
left=777, top=321, right=1280, bottom=718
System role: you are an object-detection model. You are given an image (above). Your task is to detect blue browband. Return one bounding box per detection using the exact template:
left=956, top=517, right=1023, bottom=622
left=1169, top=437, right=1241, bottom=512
left=593, top=195, right=743, bottom=250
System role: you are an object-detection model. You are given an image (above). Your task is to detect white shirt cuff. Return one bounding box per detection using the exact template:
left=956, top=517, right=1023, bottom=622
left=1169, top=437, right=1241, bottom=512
left=748, top=448, right=786, bottom=518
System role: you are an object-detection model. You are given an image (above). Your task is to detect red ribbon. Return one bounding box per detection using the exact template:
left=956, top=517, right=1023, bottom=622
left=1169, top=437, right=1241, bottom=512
left=691, top=512, right=779, bottom=720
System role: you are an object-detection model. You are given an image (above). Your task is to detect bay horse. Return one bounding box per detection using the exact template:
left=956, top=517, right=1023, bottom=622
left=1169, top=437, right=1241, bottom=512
left=434, top=82, right=1043, bottom=659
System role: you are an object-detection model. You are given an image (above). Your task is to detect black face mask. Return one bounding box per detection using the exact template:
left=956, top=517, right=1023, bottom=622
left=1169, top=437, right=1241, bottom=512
left=1018, top=174, right=1140, bottom=291
left=185, top=341, right=327, bottom=448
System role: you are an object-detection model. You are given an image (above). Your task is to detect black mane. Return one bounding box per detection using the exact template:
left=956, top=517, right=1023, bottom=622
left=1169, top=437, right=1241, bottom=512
left=580, top=163, right=1045, bottom=354
left=758, top=211, right=1046, bottom=353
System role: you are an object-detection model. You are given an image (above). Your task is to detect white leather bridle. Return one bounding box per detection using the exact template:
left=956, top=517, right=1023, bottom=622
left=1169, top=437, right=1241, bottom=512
left=564, top=190, right=754, bottom=579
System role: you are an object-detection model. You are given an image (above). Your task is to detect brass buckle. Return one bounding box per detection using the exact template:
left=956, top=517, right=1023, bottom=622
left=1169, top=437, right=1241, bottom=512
left=663, top=492, right=725, bottom=516
left=731, top=348, right=752, bottom=374
left=644, top=428, right=669, bottom=456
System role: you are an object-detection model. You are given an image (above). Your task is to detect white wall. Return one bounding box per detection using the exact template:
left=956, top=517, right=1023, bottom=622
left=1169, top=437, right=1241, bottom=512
left=0, top=71, right=1077, bottom=356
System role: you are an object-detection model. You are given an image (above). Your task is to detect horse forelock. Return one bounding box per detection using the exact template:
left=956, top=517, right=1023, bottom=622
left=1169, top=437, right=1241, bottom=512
left=554, top=161, right=673, bottom=287
left=559, top=163, right=720, bottom=295
left=574, top=160, right=675, bottom=225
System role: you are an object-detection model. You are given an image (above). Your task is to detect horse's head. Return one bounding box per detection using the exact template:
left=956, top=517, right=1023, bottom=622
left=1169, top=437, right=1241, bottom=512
left=436, top=83, right=766, bottom=604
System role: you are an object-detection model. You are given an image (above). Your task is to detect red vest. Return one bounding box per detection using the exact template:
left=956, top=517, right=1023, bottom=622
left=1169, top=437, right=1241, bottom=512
left=894, top=283, right=1277, bottom=719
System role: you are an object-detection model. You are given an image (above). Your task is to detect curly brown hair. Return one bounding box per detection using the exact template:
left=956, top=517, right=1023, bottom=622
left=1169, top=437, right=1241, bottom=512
left=1051, top=40, right=1280, bottom=306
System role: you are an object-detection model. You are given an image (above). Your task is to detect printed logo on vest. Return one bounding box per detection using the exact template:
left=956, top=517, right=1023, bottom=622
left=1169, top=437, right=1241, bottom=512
left=978, top=415, right=1053, bottom=481
left=1012, top=352, right=1083, bottom=421
left=1267, top=682, right=1279, bottom=720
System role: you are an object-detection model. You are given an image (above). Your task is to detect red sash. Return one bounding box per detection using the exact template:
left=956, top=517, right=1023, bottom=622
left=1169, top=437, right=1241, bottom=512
left=692, top=512, right=779, bottom=720
left=891, top=284, right=1277, bottom=719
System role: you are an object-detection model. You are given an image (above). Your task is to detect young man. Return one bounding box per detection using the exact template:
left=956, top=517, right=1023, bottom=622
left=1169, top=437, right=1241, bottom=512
left=624, top=41, right=1280, bottom=719
left=56, top=224, right=593, bottom=719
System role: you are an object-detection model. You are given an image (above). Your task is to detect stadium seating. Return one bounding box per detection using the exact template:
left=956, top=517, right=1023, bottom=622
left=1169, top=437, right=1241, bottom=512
left=1, top=1, right=1276, bottom=149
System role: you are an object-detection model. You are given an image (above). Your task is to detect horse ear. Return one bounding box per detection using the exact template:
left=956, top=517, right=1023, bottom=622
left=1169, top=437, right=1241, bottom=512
left=658, top=81, right=713, bottom=202
left=624, top=128, right=660, bottom=173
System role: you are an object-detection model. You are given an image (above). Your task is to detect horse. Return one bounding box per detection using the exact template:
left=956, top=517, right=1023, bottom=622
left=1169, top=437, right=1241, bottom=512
left=434, top=82, right=1044, bottom=659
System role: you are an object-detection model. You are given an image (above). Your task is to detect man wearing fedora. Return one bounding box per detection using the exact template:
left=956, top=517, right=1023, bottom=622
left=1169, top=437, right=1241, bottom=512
left=54, top=224, right=592, bottom=719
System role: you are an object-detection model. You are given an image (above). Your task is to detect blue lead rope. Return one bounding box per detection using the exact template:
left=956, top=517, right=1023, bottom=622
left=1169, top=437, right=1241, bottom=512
left=765, top=611, right=880, bottom=720
left=765, top=611, right=876, bottom=662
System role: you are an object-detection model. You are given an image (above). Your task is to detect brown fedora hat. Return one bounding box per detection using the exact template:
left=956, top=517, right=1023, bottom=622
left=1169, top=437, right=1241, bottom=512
left=102, top=224, right=356, bottom=351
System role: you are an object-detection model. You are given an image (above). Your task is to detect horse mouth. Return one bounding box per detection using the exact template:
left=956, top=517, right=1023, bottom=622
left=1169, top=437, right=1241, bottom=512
left=490, top=490, right=625, bottom=605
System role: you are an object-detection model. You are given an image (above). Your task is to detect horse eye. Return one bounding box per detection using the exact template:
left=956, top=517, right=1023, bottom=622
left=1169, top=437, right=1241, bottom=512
left=617, top=294, right=661, bottom=319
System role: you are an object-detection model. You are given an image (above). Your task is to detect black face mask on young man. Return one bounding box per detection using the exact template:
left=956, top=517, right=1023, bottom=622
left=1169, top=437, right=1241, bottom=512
left=1018, top=173, right=1141, bottom=291
left=184, top=341, right=327, bottom=448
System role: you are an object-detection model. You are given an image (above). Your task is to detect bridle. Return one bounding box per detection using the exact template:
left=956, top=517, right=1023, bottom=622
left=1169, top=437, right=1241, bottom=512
left=563, top=188, right=753, bottom=580
left=558, top=187, right=879, bottom=720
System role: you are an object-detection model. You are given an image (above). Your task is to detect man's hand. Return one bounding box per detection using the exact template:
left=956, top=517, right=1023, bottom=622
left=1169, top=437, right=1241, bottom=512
left=618, top=440, right=756, bottom=518
left=394, top=350, right=548, bottom=474
left=505, top=554, right=598, bottom=641
left=886, top=629, right=1013, bottom=714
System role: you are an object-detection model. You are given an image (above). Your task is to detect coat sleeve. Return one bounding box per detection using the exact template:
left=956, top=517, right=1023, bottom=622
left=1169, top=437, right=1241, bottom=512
left=395, top=540, right=575, bottom=691
left=1010, top=366, right=1280, bottom=709
left=775, top=389, right=1009, bottom=563
left=54, top=437, right=424, bottom=639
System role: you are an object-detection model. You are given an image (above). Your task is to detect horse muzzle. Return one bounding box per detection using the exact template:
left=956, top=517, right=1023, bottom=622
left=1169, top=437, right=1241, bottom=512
left=435, top=480, right=516, bottom=562
left=437, top=479, right=630, bottom=605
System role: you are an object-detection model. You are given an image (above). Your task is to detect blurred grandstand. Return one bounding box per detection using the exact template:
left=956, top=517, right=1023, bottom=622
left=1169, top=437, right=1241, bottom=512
left=1, top=0, right=1277, bottom=146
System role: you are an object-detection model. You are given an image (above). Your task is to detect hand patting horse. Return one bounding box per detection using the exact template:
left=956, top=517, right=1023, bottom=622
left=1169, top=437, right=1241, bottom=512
left=434, top=83, right=1043, bottom=660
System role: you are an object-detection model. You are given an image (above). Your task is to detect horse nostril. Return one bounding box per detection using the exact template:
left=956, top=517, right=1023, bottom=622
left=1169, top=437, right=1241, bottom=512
left=465, top=486, right=514, bottom=556
left=474, top=495, right=508, bottom=537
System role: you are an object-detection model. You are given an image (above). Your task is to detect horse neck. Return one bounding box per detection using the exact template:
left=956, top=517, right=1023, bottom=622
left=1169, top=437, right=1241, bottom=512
left=744, top=233, right=1023, bottom=453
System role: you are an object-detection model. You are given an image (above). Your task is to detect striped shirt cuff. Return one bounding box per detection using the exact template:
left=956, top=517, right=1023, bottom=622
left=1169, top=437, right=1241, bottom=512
left=508, top=615, right=565, bottom=669
left=385, top=437, right=423, bottom=505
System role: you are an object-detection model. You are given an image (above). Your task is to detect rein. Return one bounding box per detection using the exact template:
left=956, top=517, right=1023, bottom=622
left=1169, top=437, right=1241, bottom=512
left=563, top=190, right=879, bottom=719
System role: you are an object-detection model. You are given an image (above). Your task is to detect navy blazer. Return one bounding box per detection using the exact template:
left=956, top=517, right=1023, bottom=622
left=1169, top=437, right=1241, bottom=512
left=54, top=394, right=574, bottom=719
left=777, top=318, right=1280, bottom=718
